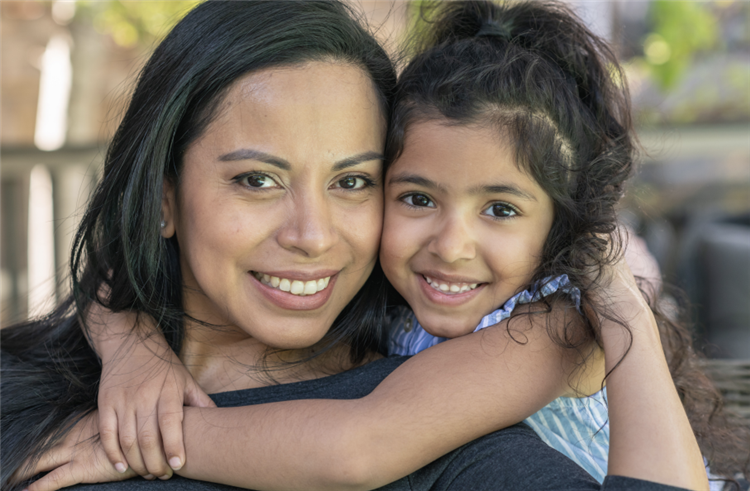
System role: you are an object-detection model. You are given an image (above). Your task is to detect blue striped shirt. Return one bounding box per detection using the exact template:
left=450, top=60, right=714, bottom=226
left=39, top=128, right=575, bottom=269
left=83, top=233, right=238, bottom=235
left=388, top=275, right=610, bottom=482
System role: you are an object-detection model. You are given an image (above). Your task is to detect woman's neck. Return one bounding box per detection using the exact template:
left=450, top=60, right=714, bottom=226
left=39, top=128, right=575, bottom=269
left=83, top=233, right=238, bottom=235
left=179, top=319, right=368, bottom=394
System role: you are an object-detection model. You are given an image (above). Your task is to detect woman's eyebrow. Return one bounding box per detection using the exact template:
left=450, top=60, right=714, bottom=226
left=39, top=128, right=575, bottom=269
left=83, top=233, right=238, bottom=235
left=471, top=184, right=537, bottom=201
left=217, top=149, right=383, bottom=172
left=332, top=151, right=384, bottom=171
left=218, top=149, right=290, bottom=170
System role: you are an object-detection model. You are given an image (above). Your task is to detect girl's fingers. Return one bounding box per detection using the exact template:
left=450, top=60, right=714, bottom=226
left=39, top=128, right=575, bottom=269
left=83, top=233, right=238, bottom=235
left=119, top=413, right=148, bottom=476
left=13, top=435, right=71, bottom=483
left=158, top=391, right=187, bottom=471
left=25, top=464, right=75, bottom=491
left=98, top=407, right=129, bottom=473
left=184, top=383, right=217, bottom=408
left=136, top=412, right=172, bottom=479
left=27, top=444, right=69, bottom=476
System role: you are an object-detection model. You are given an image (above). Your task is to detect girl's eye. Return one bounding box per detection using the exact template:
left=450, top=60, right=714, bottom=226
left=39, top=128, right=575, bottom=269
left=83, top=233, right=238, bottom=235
left=332, top=175, right=375, bottom=190
left=238, top=173, right=278, bottom=188
left=402, top=193, right=435, bottom=208
left=483, top=202, right=518, bottom=218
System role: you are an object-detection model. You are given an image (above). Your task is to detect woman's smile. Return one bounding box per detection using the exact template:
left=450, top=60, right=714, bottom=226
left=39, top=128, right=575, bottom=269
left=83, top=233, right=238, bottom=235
left=250, top=270, right=338, bottom=311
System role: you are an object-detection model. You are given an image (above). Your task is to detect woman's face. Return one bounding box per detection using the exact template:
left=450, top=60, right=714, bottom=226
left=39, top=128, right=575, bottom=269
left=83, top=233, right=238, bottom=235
left=165, top=62, right=385, bottom=350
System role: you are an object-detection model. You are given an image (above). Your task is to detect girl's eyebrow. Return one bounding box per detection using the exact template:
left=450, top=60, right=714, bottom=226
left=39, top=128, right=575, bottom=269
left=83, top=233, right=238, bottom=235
left=218, top=149, right=383, bottom=171
left=470, top=184, right=537, bottom=202
left=388, top=173, right=447, bottom=193
left=389, top=173, right=535, bottom=201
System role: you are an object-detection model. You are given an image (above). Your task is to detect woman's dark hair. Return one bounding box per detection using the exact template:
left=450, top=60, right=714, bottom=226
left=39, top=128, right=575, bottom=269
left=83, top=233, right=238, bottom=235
left=1, top=2, right=395, bottom=488
left=386, top=0, right=748, bottom=479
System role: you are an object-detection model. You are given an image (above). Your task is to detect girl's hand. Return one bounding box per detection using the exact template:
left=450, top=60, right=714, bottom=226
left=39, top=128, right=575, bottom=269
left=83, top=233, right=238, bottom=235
left=87, top=306, right=216, bottom=480
left=597, top=234, right=661, bottom=345
left=15, top=411, right=137, bottom=491
left=593, top=236, right=709, bottom=490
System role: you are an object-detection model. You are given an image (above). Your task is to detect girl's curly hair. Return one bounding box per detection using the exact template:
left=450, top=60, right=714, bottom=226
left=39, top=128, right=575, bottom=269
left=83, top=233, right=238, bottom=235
left=385, top=0, right=749, bottom=480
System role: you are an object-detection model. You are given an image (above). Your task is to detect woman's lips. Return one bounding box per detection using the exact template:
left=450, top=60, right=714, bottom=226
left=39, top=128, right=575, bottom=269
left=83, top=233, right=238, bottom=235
left=250, top=270, right=338, bottom=311
left=417, top=273, right=485, bottom=306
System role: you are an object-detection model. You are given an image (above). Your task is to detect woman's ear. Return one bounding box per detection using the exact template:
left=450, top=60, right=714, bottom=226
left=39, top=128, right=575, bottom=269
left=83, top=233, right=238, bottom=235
left=161, top=179, right=177, bottom=238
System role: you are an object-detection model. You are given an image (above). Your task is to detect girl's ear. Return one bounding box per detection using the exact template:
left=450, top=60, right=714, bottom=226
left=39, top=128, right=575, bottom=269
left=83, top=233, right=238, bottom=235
left=161, top=179, right=177, bottom=238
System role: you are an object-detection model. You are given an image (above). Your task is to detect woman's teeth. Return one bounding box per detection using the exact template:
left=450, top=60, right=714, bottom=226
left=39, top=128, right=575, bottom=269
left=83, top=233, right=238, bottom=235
left=253, top=272, right=330, bottom=296
left=424, top=275, right=478, bottom=295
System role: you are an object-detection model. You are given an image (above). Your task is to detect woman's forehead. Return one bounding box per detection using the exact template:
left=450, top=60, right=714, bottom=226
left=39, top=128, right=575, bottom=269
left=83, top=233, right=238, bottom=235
left=190, top=62, right=386, bottom=168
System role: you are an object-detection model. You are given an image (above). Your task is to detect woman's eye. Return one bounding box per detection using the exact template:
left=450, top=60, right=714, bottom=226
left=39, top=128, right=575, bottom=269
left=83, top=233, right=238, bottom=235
left=334, top=176, right=370, bottom=190
left=483, top=202, right=518, bottom=218
left=239, top=173, right=277, bottom=188
left=402, top=193, right=435, bottom=208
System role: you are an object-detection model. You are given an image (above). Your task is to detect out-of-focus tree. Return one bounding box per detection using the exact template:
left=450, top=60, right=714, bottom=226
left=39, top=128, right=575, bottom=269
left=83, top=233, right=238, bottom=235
left=641, top=1, right=718, bottom=91
left=75, top=1, right=201, bottom=48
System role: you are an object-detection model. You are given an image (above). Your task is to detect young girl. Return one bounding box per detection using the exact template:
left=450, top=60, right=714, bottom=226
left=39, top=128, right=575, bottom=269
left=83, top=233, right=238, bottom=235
left=23, top=1, right=744, bottom=490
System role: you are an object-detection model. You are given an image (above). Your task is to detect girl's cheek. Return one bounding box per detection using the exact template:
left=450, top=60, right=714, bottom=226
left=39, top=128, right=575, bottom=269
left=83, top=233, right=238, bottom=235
left=379, top=220, right=413, bottom=284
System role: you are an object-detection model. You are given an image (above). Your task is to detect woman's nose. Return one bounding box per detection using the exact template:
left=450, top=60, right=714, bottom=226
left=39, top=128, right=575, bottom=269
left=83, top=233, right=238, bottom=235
left=276, top=190, right=338, bottom=258
left=427, top=214, right=476, bottom=264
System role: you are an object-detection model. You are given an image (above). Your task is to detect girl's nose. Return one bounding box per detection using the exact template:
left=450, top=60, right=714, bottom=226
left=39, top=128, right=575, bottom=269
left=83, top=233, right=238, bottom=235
left=427, top=214, right=476, bottom=264
left=276, top=190, right=338, bottom=258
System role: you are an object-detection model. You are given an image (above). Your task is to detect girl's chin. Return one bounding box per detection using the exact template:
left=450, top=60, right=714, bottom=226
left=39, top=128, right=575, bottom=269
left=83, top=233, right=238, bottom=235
left=414, top=311, right=479, bottom=339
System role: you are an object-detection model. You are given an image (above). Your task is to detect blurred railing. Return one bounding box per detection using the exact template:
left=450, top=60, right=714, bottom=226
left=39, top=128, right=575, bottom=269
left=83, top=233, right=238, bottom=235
left=1, top=145, right=102, bottom=326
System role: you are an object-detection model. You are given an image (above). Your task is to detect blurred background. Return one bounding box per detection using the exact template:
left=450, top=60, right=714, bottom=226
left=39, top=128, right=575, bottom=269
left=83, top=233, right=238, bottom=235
left=1, top=1, right=749, bottom=361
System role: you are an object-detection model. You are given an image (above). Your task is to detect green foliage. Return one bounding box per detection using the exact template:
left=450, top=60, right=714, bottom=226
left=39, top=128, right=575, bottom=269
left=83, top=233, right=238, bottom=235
left=403, top=0, right=441, bottom=56
left=644, top=1, right=718, bottom=91
left=76, top=1, right=201, bottom=48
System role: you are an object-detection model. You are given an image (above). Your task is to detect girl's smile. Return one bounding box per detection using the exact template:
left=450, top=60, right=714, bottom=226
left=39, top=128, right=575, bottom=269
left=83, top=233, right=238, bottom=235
left=381, top=120, right=555, bottom=339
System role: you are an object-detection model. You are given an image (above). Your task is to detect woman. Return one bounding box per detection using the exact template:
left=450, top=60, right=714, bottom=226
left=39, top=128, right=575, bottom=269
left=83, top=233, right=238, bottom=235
left=3, top=2, right=707, bottom=490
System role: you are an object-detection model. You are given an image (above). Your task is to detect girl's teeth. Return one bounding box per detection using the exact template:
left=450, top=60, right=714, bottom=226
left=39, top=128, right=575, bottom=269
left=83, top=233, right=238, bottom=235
left=424, top=275, right=480, bottom=295
left=253, top=272, right=331, bottom=296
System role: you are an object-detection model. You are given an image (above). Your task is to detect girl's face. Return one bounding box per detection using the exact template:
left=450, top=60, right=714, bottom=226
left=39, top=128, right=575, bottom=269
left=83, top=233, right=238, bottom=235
left=164, top=62, right=385, bottom=351
left=381, top=120, right=554, bottom=338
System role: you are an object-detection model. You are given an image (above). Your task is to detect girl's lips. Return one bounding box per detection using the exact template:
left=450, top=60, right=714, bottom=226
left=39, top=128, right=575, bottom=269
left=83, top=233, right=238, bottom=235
left=251, top=272, right=338, bottom=311
left=416, top=274, right=485, bottom=306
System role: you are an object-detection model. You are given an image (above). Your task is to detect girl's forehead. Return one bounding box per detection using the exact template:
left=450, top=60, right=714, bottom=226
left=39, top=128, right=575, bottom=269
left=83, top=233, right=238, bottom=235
left=390, top=121, right=514, bottom=174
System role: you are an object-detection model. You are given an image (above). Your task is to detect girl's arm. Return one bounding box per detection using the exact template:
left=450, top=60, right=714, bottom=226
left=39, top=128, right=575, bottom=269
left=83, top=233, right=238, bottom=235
left=86, top=304, right=216, bottom=479
left=597, top=257, right=707, bottom=488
